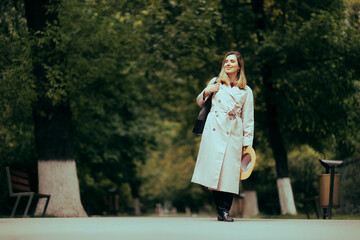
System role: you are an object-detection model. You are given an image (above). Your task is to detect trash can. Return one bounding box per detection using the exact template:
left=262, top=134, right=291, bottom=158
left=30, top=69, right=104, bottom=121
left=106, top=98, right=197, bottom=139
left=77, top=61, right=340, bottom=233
left=318, top=159, right=343, bottom=219
left=319, top=174, right=340, bottom=208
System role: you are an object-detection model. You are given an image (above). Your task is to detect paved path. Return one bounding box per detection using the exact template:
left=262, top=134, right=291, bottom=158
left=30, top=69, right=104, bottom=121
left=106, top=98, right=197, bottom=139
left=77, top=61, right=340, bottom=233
left=1, top=217, right=360, bottom=240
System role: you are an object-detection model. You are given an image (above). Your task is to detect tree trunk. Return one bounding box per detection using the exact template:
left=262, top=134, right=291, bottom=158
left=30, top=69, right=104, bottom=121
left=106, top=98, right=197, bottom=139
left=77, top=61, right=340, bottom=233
left=277, top=178, right=297, bottom=215
left=242, top=190, right=260, bottom=217
left=262, top=64, right=297, bottom=216
left=133, top=198, right=141, bottom=216
left=129, top=180, right=141, bottom=215
left=24, top=0, right=87, bottom=217
left=32, top=102, right=87, bottom=217
left=252, top=0, right=297, bottom=215
left=35, top=161, right=87, bottom=217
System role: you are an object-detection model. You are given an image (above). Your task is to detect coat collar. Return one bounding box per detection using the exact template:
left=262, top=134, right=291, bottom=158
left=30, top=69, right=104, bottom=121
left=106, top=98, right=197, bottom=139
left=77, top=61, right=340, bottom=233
left=220, top=83, right=243, bottom=101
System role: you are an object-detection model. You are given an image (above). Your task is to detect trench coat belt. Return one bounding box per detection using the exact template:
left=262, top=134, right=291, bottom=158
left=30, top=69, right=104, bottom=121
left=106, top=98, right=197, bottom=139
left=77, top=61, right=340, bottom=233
left=210, top=108, right=241, bottom=118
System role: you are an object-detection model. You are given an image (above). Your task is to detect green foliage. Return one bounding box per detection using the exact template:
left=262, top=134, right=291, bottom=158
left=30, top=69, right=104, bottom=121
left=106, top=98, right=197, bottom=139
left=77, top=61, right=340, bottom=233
left=137, top=120, right=210, bottom=212
left=250, top=150, right=279, bottom=214
left=288, top=146, right=323, bottom=213
left=0, top=1, right=38, bottom=215
left=245, top=1, right=358, bottom=154
left=77, top=167, right=134, bottom=215
left=339, top=133, right=360, bottom=214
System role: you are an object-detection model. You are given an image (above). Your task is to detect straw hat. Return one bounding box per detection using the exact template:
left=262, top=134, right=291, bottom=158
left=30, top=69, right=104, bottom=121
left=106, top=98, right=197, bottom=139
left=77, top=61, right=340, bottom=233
left=240, top=146, right=256, bottom=180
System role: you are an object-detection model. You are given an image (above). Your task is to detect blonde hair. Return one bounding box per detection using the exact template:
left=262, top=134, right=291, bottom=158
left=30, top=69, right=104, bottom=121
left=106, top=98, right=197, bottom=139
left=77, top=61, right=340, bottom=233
left=217, top=51, right=247, bottom=89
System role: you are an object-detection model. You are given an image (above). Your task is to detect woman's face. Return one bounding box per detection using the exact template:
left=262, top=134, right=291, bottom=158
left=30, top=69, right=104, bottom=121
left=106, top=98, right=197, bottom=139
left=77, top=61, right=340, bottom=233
left=224, top=54, right=240, bottom=75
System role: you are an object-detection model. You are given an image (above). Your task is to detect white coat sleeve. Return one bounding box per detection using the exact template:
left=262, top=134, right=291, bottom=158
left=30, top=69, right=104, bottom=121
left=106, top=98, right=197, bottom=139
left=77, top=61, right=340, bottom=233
left=196, top=77, right=217, bottom=107
left=242, top=86, right=254, bottom=146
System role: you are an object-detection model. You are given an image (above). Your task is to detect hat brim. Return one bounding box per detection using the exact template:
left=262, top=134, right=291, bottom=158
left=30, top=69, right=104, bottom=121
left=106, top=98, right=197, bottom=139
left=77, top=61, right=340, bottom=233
left=240, top=146, right=256, bottom=180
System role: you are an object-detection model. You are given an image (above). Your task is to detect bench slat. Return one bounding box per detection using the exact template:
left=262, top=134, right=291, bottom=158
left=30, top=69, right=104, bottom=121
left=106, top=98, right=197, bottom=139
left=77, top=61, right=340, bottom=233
left=10, top=169, right=28, bottom=178
left=12, top=182, right=31, bottom=192
left=10, top=175, right=30, bottom=186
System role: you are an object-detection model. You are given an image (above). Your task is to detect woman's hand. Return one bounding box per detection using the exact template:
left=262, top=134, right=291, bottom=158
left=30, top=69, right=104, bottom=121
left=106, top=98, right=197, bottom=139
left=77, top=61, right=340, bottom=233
left=204, top=82, right=220, bottom=99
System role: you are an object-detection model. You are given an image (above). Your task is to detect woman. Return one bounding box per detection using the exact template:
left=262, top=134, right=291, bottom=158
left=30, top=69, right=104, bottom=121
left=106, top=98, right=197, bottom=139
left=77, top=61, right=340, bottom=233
left=191, top=51, right=254, bottom=222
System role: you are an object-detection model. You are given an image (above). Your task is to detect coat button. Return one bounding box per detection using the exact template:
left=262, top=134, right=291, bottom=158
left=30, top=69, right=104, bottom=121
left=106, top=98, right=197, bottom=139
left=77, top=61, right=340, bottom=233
left=213, top=128, right=216, bottom=131
left=216, top=114, right=219, bottom=117
left=226, top=132, right=229, bottom=135
left=229, top=117, right=232, bottom=120
left=218, top=100, right=221, bottom=103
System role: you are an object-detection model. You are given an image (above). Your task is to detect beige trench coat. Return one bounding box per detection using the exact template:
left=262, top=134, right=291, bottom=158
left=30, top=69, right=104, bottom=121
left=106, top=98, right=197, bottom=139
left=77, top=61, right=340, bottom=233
left=191, top=77, right=254, bottom=194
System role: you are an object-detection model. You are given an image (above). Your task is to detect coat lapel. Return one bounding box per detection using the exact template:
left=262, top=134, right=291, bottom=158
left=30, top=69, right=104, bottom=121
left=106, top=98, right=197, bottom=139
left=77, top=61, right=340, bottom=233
left=221, top=84, right=241, bottom=102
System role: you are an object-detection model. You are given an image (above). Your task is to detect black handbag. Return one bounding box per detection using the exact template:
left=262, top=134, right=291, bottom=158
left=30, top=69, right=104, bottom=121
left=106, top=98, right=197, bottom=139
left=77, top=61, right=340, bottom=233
left=192, top=81, right=217, bottom=135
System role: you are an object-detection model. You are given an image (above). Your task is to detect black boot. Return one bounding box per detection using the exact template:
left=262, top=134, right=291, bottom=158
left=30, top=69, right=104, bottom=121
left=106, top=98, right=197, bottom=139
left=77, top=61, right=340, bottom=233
left=212, top=191, right=234, bottom=222
left=217, top=211, right=234, bottom=222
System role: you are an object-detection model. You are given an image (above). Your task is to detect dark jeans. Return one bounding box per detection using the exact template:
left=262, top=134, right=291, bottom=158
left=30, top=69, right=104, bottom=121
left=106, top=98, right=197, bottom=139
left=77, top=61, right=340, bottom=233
left=212, top=190, right=234, bottom=215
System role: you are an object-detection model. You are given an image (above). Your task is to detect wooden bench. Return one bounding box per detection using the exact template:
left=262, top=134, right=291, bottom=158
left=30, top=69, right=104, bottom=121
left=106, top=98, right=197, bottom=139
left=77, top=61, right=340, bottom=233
left=6, top=167, right=51, bottom=217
